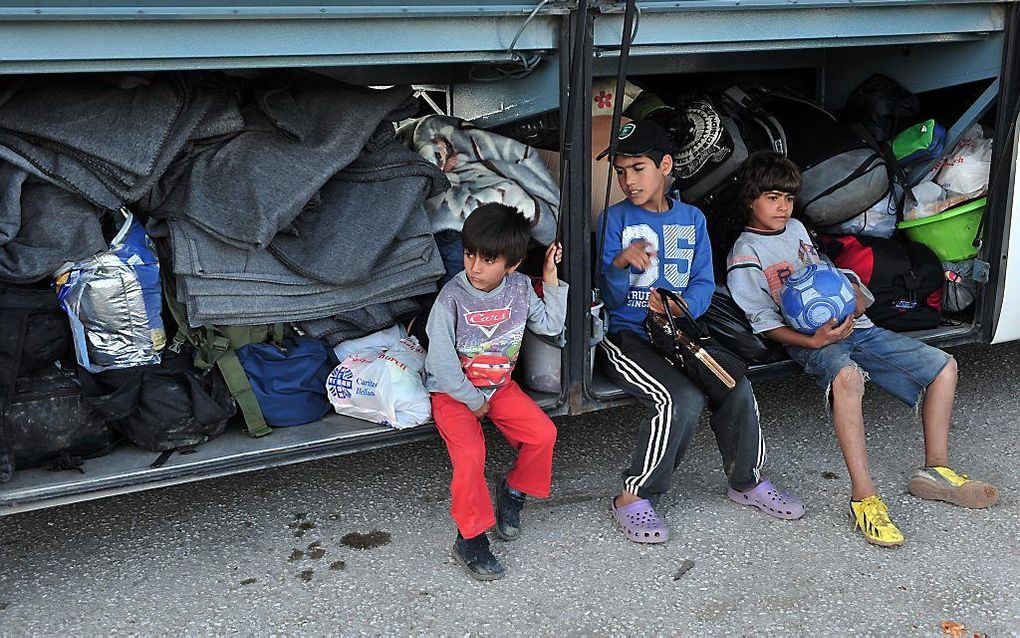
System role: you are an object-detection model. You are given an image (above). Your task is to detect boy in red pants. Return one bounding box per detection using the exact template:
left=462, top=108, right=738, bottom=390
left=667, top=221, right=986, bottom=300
left=424, top=203, right=566, bottom=580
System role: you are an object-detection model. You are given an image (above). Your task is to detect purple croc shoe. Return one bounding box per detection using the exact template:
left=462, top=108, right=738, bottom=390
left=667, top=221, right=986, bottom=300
left=612, top=497, right=669, bottom=543
left=728, top=479, right=805, bottom=520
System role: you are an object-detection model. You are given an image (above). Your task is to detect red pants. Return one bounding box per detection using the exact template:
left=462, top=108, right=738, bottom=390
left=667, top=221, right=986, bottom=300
left=432, top=381, right=557, bottom=539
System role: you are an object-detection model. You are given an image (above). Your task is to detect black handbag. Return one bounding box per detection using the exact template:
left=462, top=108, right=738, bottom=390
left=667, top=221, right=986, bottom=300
left=644, top=288, right=748, bottom=403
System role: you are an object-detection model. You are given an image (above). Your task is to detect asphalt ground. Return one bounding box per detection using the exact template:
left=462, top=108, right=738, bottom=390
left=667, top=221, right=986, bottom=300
left=1, top=341, right=1018, bottom=635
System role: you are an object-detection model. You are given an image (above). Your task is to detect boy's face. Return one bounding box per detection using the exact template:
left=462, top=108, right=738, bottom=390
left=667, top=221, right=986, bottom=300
left=463, top=249, right=519, bottom=293
left=749, top=190, right=795, bottom=232
left=614, top=154, right=672, bottom=212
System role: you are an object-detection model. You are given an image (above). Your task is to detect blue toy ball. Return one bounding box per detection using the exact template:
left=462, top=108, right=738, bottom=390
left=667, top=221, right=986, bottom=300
left=779, top=263, right=857, bottom=335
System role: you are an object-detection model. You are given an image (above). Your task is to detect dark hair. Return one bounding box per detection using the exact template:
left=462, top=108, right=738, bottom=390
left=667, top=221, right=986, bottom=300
left=737, top=151, right=802, bottom=216
left=461, top=203, right=531, bottom=266
left=613, top=150, right=668, bottom=167
left=645, top=150, right=667, bottom=167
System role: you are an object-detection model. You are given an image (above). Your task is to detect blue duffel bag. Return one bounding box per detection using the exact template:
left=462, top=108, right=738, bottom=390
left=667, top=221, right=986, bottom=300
left=236, top=336, right=336, bottom=427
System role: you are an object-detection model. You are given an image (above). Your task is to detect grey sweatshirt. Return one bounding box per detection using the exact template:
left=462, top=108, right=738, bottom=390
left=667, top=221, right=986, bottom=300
left=726, top=219, right=873, bottom=334
left=424, top=270, right=568, bottom=410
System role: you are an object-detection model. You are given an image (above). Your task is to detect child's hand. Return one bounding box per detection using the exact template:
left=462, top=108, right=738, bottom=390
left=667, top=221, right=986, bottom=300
left=543, top=241, right=563, bottom=285
left=647, top=287, right=687, bottom=315
left=810, top=314, right=855, bottom=348
left=471, top=400, right=490, bottom=418
left=612, top=240, right=656, bottom=271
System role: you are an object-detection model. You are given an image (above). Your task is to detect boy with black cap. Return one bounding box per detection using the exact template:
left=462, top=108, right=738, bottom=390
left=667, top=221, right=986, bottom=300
left=596, top=121, right=804, bottom=544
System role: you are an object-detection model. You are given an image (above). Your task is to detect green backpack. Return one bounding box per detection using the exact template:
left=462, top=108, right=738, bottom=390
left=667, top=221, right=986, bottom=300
left=163, top=277, right=290, bottom=438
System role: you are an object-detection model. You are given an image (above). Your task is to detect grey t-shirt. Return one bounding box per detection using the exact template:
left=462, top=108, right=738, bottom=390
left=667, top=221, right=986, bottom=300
left=424, top=271, right=568, bottom=410
left=726, top=219, right=873, bottom=334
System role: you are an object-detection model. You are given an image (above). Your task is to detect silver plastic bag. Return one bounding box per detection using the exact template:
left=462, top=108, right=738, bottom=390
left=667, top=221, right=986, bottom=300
left=56, top=211, right=165, bottom=372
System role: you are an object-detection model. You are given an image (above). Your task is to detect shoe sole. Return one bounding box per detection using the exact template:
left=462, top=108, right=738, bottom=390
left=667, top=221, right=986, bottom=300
left=908, top=476, right=999, bottom=508
left=862, top=534, right=904, bottom=549
left=727, top=489, right=806, bottom=520
left=450, top=546, right=505, bottom=581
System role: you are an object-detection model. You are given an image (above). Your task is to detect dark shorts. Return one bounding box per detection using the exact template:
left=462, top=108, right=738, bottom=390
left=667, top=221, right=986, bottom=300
left=786, top=326, right=952, bottom=408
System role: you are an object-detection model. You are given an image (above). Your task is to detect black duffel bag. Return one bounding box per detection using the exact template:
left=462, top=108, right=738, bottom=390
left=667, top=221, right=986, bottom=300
left=3, top=367, right=117, bottom=474
left=702, top=285, right=788, bottom=365
left=0, top=282, right=88, bottom=482
left=78, top=347, right=235, bottom=453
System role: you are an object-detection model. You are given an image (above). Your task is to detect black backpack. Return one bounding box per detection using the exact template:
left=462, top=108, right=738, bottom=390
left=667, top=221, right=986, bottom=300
left=77, top=345, right=235, bottom=453
left=723, top=86, right=892, bottom=227
left=820, top=234, right=943, bottom=331
left=840, top=74, right=922, bottom=143
left=702, top=285, right=788, bottom=364
left=627, top=90, right=784, bottom=207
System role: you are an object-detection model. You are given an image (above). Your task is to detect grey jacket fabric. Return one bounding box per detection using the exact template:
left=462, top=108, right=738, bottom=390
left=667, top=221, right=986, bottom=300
left=268, top=126, right=449, bottom=285
left=0, top=162, right=107, bottom=283
left=0, top=72, right=450, bottom=332
left=297, top=299, right=421, bottom=346
left=151, top=213, right=443, bottom=327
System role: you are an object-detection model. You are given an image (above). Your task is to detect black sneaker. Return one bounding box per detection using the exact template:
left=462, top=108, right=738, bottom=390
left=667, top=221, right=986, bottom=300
left=495, top=480, right=527, bottom=541
left=451, top=533, right=505, bottom=581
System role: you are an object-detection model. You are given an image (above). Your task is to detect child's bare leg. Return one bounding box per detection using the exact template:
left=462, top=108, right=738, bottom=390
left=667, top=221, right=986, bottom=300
left=831, top=366, right=875, bottom=501
left=615, top=491, right=642, bottom=507
left=920, top=357, right=957, bottom=467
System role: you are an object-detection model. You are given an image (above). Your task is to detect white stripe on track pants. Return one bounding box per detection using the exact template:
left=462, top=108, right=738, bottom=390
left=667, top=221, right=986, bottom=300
left=599, top=329, right=766, bottom=501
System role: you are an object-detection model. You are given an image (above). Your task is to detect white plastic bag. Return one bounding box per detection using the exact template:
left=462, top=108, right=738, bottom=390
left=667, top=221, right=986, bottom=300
left=325, top=337, right=431, bottom=429
left=903, top=181, right=946, bottom=221
left=935, top=124, right=992, bottom=198
left=332, top=324, right=406, bottom=364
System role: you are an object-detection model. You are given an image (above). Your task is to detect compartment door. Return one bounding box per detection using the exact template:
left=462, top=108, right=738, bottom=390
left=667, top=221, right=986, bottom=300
left=985, top=7, right=1020, bottom=344
left=989, top=115, right=1020, bottom=344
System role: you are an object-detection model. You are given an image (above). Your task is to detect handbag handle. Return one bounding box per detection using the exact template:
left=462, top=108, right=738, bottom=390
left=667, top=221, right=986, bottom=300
left=655, top=288, right=707, bottom=339
left=654, top=288, right=738, bottom=389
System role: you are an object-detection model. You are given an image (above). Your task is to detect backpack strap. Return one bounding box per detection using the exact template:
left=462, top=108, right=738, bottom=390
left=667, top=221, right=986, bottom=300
left=0, top=297, right=26, bottom=482
left=161, top=273, right=272, bottom=437
left=849, top=121, right=910, bottom=217
left=720, top=86, right=788, bottom=155
left=215, top=347, right=272, bottom=438
left=203, top=325, right=271, bottom=438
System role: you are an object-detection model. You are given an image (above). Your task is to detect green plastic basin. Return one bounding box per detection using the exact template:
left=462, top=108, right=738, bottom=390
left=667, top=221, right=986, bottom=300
left=897, top=197, right=985, bottom=261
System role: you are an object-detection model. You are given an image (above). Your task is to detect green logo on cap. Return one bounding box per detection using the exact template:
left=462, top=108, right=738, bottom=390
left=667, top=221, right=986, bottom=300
left=618, top=123, right=636, bottom=140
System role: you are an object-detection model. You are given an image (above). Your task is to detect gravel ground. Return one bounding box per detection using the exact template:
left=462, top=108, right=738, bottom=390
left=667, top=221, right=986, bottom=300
left=1, top=341, right=1018, bottom=636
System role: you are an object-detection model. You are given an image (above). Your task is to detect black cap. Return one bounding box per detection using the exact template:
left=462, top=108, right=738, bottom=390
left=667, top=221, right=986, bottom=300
left=596, top=120, right=672, bottom=161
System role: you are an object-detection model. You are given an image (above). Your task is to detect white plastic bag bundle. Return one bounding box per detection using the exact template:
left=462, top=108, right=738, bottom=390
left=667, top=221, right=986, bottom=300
left=903, top=181, right=946, bottom=221
left=325, top=337, right=431, bottom=429
left=935, top=124, right=992, bottom=198
left=332, top=324, right=406, bottom=363
left=819, top=186, right=901, bottom=238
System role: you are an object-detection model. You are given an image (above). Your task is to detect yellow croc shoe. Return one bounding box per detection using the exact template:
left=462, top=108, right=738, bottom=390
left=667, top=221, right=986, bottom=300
left=908, top=466, right=999, bottom=509
left=849, top=495, right=905, bottom=548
